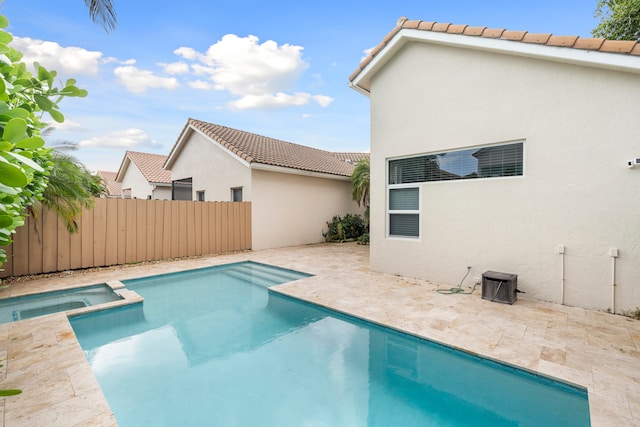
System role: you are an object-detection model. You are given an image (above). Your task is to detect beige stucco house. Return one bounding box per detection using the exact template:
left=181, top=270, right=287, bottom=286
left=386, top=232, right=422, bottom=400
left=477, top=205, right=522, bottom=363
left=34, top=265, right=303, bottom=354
left=165, top=118, right=368, bottom=250
left=349, top=17, right=640, bottom=312
left=115, top=151, right=172, bottom=200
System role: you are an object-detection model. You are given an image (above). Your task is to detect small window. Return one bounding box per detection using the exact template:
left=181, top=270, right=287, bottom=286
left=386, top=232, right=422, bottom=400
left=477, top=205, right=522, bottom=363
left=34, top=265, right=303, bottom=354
left=388, top=187, right=420, bottom=238
left=231, top=187, right=243, bottom=202
left=196, top=191, right=205, bottom=202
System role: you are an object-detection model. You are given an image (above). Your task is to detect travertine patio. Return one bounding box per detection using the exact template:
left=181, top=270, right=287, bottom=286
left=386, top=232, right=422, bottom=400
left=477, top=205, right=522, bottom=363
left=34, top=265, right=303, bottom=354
left=0, top=243, right=638, bottom=426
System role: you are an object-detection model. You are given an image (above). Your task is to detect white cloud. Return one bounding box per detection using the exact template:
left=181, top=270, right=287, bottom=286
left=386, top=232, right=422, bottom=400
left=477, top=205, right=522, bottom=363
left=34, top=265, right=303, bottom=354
left=173, top=46, right=199, bottom=60
left=175, top=34, right=332, bottom=110
left=11, top=36, right=103, bottom=76
left=229, top=92, right=333, bottom=110
left=79, top=128, right=157, bottom=149
left=188, top=80, right=214, bottom=90
left=113, top=65, right=180, bottom=94
left=158, top=61, right=189, bottom=75
left=47, top=119, right=87, bottom=133
left=313, top=95, right=333, bottom=107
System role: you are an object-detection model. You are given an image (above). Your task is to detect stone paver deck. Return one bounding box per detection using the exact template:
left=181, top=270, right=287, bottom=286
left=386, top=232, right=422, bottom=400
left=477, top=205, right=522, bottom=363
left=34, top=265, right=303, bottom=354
left=0, top=243, right=638, bottom=426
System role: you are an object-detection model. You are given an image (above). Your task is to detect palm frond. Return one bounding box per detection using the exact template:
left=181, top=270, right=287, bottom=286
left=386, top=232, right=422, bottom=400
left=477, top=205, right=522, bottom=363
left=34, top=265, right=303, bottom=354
left=83, top=0, right=117, bottom=32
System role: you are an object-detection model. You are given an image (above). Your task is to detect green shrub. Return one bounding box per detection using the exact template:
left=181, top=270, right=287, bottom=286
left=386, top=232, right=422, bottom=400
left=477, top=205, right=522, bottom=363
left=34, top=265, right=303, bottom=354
left=357, top=232, right=369, bottom=245
left=323, top=214, right=366, bottom=242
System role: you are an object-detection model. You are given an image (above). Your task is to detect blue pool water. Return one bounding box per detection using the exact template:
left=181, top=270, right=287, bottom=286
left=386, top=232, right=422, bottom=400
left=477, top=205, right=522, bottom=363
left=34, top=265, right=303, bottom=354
left=71, top=261, right=590, bottom=426
left=0, top=284, right=122, bottom=323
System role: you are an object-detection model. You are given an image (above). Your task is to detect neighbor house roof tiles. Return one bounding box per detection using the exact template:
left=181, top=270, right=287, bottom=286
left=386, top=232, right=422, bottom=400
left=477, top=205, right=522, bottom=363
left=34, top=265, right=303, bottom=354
left=119, top=151, right=171, bottom=183
left=349, top=17, right=640, bottom=83
left=96, top=170, right=121, bottom=197
left=179, top=119, right=367, bottom=177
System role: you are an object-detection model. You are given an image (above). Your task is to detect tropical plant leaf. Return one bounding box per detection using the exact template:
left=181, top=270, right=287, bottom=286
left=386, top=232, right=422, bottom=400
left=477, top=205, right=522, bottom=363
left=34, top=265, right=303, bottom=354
left=34, top=94, right=54, bottom=112
left=0, top=156, right=27, bottom=187
left=4, top=150, right=44, bottom=172
left=0, top=31, right=12, bottom=44
left=15, top=136, right=45, bottom=149
left=0, top=182, right=18, bottom=195
left=0, top=215, right=12, bottom=228
left=49, top=109, right=64, bottom=123
left=2, top=118, right=27, bottom=143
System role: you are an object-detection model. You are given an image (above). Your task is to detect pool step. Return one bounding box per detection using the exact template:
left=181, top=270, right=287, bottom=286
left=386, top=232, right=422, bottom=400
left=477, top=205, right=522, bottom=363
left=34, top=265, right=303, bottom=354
left=223, top=263, right=309, bottom=288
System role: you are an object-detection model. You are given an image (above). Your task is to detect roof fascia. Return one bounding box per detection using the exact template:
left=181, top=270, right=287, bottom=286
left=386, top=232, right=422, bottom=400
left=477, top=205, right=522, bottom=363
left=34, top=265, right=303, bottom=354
left=114, top=155, right=131, bottom=183
left=165, top=124, right=251, bottom=170
left=251, top=163, right=350, bottom=181
left=350, top=28, right=640, bottom=94
left=164, top=124, right=193, bottom=169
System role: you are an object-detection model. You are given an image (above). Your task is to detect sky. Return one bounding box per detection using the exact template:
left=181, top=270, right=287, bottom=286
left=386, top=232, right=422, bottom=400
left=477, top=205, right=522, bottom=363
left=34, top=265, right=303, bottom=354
left=0, top=0, right=600, bottom=173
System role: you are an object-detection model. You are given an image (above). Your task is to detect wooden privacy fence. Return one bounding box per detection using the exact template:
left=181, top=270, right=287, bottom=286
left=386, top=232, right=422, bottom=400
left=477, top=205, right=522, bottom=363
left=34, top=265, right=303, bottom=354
left=0, top=198, right=252, bottom=278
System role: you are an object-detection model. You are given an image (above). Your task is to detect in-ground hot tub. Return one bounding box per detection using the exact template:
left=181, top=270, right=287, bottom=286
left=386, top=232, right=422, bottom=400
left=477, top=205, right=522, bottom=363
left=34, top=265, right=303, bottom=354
left=0, top=284, right=124, bottom=323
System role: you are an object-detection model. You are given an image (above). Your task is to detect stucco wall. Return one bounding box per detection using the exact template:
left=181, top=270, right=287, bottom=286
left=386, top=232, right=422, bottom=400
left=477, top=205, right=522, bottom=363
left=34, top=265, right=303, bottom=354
left=120, top=163, right=153, bottom=199
left=152, top=186, right=172, bottom=200
left=369, top=42, right=640, bottom=311
left=251, top=169, right=362, bottom=250
left=170, top=131, right=252, bottom=201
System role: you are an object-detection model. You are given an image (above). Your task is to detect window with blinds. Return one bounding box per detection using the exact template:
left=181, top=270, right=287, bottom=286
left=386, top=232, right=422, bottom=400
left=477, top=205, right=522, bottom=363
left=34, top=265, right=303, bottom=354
left=388, top=142, right=523, bottom=184
left=388, top=187, right=419, bottom=238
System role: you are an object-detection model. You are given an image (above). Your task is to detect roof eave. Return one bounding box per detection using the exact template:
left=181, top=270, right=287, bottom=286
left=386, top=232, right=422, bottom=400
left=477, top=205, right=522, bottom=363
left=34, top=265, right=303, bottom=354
left=350, top=28, right=640, bottom=95
left=114, top=154, right=132, bottom=183
left=251, top=163, right=351, bottom=181
left=164, top=121, right=194, bottom=170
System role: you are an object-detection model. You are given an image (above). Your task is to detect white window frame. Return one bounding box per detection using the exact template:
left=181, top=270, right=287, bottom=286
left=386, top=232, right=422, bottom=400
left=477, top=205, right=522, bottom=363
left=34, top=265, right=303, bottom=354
left=196, top=190, right=205, bottom=202
left=386, top=183, right=421, bottom=240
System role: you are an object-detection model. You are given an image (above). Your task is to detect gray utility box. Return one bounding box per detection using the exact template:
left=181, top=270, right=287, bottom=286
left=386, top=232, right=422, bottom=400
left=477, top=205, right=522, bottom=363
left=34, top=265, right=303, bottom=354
left=482, top=271, right=518, bottom=304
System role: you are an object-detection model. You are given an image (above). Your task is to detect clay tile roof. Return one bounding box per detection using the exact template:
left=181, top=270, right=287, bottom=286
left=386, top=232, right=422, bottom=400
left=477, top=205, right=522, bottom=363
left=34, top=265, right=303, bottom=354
left=126, top=151, right=171, bottom=183
left=418, top=21, right=436, bottom=31
left=600, top=39, right=637, bottom=53
left=482, top=28, right=506, bottom=38
left=333, top=152, right=370, bottom=164
left=547, top=35, right=579, bottom=47
left=463, top=26, right=487, bottom=36
left=187, top=119, right=359, bottom=177
left=501, top=30, right=528, bottom=41
left=572, top=37, right=605, bottom=50
left=403, top=19, right=422, bottom=30
left=522, top=32, right=552, bottom=44
left=350, top=17, right=640, bottom=85
left=96, top=170, right=121, bottom=196
left=432, top=22, right=452, bottom=32
left=447, top=24, right=468, bottom=34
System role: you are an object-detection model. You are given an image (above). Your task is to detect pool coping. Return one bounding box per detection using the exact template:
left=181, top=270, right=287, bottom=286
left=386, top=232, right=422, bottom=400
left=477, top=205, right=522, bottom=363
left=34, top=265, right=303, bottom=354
left=0, top=243, right=638, bottom=426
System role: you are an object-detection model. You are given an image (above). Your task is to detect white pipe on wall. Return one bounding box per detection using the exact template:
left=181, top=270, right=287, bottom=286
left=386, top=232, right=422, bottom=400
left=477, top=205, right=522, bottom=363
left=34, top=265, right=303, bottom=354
left=558, top=245, right=566, bottom=305
left=610, top=248, right=619, bottom=314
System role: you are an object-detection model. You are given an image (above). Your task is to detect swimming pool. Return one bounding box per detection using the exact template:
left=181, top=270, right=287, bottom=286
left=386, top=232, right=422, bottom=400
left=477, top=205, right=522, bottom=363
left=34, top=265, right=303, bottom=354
left=0, top=284, right=123, bottom=323
left=71, top=261, right=590, bottom=426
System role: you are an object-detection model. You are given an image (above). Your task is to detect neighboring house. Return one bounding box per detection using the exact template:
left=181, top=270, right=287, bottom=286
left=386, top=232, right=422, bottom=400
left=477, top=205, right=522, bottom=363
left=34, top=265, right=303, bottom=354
left=165, top=118, right=368, bottom=250
left=96, top=170, right=121, bottom=198
left=115, top=151, right=172, bottom=200
left=349, top=17, right=640, bottom=312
